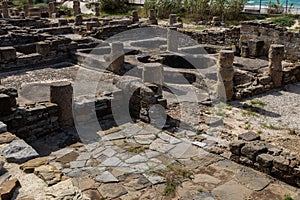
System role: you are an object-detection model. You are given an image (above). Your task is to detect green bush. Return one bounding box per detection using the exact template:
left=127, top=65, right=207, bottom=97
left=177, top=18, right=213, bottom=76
left=270, top=15, right=296, bottom=27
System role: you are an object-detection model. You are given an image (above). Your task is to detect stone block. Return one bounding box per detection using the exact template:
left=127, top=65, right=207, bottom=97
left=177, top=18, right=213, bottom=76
left=0, top=121, right=7, bottom=133
left=0, top=94, right=11, bottom=115
left=0, top=47, right=16, bottom=62
left=273, top=156, right=290, bottom=172
left=36, top=41, right=50, bottom=56
left=241, top=141, right=268, bottom=161
left=256, top=153, right=273, bottom=167
left=238, top=131, right=260, bottom=141
left=229, top=140, right=246, bottom=155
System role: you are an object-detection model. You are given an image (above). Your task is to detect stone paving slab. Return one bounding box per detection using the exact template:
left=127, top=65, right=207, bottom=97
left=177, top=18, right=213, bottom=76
left=0, top=122, right=299, bottom=199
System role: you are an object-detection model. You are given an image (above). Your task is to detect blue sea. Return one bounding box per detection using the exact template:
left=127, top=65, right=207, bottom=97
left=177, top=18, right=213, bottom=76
left=246, top=0, right=300, bottom=8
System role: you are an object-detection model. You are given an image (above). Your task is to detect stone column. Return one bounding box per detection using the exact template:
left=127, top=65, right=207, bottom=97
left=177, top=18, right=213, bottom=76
left=24, top=5, right=29, bottom=17
left=73, top=0, right=81, bottom=16
left=269, top=44, right=284, bottom=87
left=75, top=14, right=82, bottom=25
left=217, top=50, right=235, bottom=101
left=48, top=2, right=56, bottom=18
left=142, top=63, right=164, bottom=95
left=110, top=42, right=124, bottom=73
left=50, top=82, right=73, bottom=129
left=132, top=10, right=139, bottom=23
left=95, top=2, right=100, bottom=17
left=167, top=27, right=178, bottom=52
left=169, top=14, right=177, bottom=26
left=148, top=9, right=157, bottom=25
left=2, top=2, right=9, bottom=18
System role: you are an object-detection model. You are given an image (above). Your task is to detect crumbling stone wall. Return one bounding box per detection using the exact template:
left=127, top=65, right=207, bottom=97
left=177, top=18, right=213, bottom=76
left=230, top=131, right=300, bottom=187
left=0, top=86, right=60, bottom=142
left=240, top=20, right=300, bottom=62
left=178, top=26, right=240, bottom=46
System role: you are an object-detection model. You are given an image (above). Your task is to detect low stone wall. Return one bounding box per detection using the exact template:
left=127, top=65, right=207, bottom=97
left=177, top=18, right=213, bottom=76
left=230, top=131, right=300, bottom=187
left=0, top=102, right=60, bottom=142
left=178, top=26, right=240, bottom=46
left=240, top=20, right=300, bottom=62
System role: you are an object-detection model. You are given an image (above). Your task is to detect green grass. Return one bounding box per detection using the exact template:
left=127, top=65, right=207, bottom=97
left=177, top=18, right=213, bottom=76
left=197, top=188, right=203, bottom=193
left=261, top=123, right=282, bottom=130
left=250, top=100, right=267, bottom=107
left=284, top=194, right=293, bottom=200
left=153, top=163, right=193, bottom=196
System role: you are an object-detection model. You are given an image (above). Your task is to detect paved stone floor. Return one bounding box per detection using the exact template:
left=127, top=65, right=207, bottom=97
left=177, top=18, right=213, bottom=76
left=1, top=121, right=299, bottom=200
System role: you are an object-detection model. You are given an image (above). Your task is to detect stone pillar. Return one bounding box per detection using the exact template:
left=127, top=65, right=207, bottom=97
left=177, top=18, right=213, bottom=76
left=50, top=82, right=73, bottom=128
left=73, top=0, right=81, bottom=16
left=148, top=9, right=157, bottom=25
left=217, top=50, right=235, bottom=101
left=167, top=27, right=178, bottom=52
left=28, top=0, right=34, bottom=7
left=110, top=42, right=124, bottom=73
left=75, top=14, right=82, bottom=25
left=2, top=2, right=9, bottom=18
left=24, top=5, right=29, bottom=17
left=241, top=46, right=249, bottom=58
left=269, top=44, right=284, bottom=87
left=95, top=2, right=100, bottom=17
left=142, top=63, right=164, bottom=95
left=169, top=14, right=177, bottom=26
left=212, top=16, right=221, bottom=26
left=48, top=2, right=56, bottom=18
left=132, top=10, right=139, bottom=23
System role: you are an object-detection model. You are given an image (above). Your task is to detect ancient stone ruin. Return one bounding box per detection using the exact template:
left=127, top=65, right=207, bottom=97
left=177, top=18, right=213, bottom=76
left=0, top=1, right=299, bottom=199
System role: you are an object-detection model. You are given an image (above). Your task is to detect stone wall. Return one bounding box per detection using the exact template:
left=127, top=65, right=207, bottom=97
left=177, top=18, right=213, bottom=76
left=0, top=87, right=60, bottom=142
left=178, top=26, right=240, bottom=46
left=240, top=20, right=300, bottom=62
left=230, top=131, right=300, bottom=187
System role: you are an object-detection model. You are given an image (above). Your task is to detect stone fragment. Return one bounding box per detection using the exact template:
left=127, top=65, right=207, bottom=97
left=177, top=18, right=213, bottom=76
left=0, top=132, right=17, bottom=144
left=72, top=176, right=97, bottom=191
left=256, top=154, right=273, bottom=168
left=240, top=141, right=267, bottom=161
left=238, top=131, right=260, bottom=141
left=95, top=171, right=119, bottom=183
left=46, top=179, right=84, bottom=199
left=193, top=174, right=221, bottom=185
left=34, top=165, right=62, bottom=186
left=273, top=156, right=290, bottom=172
left=134, top=134, right=156, bottom=145
left=0, top=122, right=7, bottom=133
left=212, top=180, right=252, bottom=200
left=0, top=178, right=20, bottom=200
left=229, top=140, right=245, bottom=155
left=125, top=155, right=148, bottom=164
left=98, top=183, right=128, bottom=199
left=158, top=132, right=181, bottom=144
left=234, top=168, right=271, bottom=191
left=20, top=157, right=48, bottom=173
left=143, top=174, right=165, bottom=185
left=100, top=157, right=121, bottom=167
left=2, top=140, right=39, bottom=163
